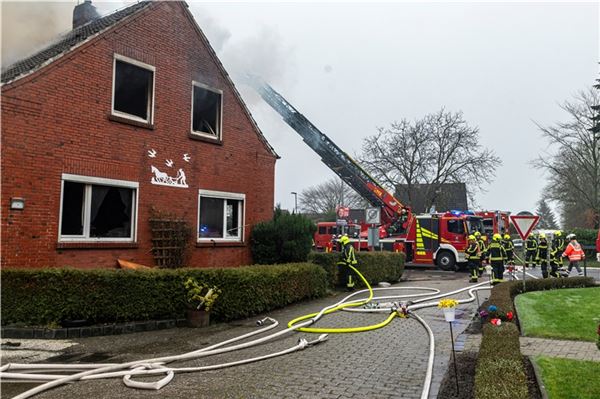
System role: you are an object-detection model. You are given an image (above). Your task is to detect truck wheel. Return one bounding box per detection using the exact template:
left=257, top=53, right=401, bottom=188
left=436, top=251, right=456, bottom=271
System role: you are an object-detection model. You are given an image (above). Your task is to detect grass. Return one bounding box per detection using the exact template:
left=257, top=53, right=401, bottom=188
left=515, top=287, right=600, bottom=342
left=534, top=356, right=600, bottom=399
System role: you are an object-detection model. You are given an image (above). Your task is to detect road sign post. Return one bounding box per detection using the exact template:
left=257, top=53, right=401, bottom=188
left=510, top=215, right=540, bottom=291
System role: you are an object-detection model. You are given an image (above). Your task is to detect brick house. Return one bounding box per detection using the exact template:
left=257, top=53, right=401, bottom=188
left=1, top=1, right=278, bottom=268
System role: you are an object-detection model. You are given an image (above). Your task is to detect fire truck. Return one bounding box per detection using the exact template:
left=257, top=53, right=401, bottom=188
left=475, top=210, right=511, bottom=237
left=246, top=76, right=483, bottom=270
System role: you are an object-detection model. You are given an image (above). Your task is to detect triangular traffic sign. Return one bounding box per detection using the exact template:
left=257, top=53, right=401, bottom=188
left=510, top=215, right=540, bottom=240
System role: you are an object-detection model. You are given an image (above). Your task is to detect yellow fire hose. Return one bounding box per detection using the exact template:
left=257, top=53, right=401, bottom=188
left=287, top=265, right=399, bottom=333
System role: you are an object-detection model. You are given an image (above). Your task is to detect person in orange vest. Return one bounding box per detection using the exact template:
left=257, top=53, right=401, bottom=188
left=562, top=233, right=585, bottom=276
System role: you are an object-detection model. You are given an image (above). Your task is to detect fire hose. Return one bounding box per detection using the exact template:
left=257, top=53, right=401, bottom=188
left=2, top=266, right=506, bottom=399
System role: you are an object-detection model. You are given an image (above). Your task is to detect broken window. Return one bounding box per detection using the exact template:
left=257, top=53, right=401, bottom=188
left=191, top=83, right=222, bottom=138
left=112, top=56, right=154, bottom=122
left=60, top=176, right=137, bottom=241
left=198, top=190, right=244, bottom=241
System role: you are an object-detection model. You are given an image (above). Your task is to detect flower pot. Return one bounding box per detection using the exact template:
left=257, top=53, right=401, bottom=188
left=443, top=307, right=456, bottom=322
left=186, top=309, right=210, bottom=328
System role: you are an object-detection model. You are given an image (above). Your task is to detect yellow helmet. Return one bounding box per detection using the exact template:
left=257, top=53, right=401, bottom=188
left=555, top=230, right=562, bottom=237
left=503, top=234, right=511, bottom=240
left=474, top=231, right=481, bottom=237
left=493, top=233, right=502, bottom=241
left=468, top=235, right=476, bottom=240
left=539, top=233, right=546, bottom=239
left=339, top=235, right=350, bottom=245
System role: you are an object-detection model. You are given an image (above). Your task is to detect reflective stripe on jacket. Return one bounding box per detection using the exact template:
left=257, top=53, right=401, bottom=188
left=562, top=240, right=585, bottom=261
left=488, top=242, right=506, bottom=261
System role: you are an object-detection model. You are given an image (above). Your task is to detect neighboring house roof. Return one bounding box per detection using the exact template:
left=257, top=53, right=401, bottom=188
left=395, top=183, right=468, bottom=213
left=1, top=1, right=153, bottom=84
left=1, top=1, right=278, bottom=158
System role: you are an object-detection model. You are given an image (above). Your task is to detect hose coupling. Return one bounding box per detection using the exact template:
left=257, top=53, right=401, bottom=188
left=256, top=317, right=275, bottom=326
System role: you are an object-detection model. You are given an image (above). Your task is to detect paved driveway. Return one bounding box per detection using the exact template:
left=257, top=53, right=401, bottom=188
left=1, top=270, right=490, bottom=399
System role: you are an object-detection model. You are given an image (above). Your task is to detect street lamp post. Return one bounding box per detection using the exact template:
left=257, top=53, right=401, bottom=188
left=291, top=192, right=298, bottom=214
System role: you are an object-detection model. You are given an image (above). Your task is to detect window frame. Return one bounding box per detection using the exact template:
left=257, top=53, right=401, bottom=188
left=197, top=189, right=245, bottom=242
left=58, top=174, right=139, bottom=243
left=111, top=54, right=156, bottom=124
left=190, top=81, right=223, bottom=140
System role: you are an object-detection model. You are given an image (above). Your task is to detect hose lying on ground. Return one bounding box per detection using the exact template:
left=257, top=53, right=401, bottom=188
left=3, top=265, right=520, bottom=398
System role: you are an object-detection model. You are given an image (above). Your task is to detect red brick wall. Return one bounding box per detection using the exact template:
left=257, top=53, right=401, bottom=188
left=1, top=2, right=276, bottom=269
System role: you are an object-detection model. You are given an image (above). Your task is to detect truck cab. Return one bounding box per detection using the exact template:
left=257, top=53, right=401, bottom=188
left=314, top=221, right=361, bottom=251
left=407, top=211, right=483, bottom=270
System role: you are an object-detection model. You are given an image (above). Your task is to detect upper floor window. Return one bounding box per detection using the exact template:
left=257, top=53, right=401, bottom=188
left=191, top=82, right=222, bottom=140
left=59, top=174, right=138, bottom=242
left=112, top=54, right=155, bottom=124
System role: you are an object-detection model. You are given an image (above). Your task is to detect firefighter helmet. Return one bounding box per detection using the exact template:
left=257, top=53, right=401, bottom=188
left=555, top=230, right=562, bottom=237
left=566, top=233, right=576, bottom=240
left=339, top=235, right=350, bottom=245
left=493, top=233, right=502, bottom=241
left=539, top=233, right=546, bottom=239
left=503, top=234, right=511, bottom=240
left=468, top=235, right=476, bottom=240
left=474, top=231, right=481, bottom=238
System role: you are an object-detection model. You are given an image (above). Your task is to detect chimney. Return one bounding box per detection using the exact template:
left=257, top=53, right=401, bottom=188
left=72, top=0, right=100, bottom=29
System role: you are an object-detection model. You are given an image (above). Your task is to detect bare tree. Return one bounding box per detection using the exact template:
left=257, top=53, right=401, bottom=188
left=533, top=87, right=600, bottom=229
left=299, top=177, right=366, bottom=214
left=358, top=109, right=501, bottom=211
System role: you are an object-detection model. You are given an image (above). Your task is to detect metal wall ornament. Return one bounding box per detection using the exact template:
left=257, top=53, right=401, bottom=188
left=148, top=149, right=190, bottom=188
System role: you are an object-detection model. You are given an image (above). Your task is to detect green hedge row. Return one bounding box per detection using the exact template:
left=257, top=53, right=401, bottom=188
left=308, top=251, right=405, bottom=288
left=1, top=264, right=327, bottom=327
left=474, top=277, right=596, bottom=399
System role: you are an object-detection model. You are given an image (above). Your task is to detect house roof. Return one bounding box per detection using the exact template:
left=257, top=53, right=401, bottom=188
left=1, top=1, right=278, bottom=158
left=395, top=182, right=468, bottom=213
left=1, top=1, right=153, bottom=84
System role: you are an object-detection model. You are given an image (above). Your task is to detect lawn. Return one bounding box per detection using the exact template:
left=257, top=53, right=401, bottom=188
left=515, top=287, right=600, bottom=342
left=534, top=356, right=600, bottom=399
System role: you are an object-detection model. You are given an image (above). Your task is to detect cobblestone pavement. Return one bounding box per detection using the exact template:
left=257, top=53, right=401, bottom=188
left=1, top=269, right=491, bottom=399
left=520, top=337, right=600, bottom=362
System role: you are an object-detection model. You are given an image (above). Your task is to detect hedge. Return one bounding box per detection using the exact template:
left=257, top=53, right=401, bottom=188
left=474, top=277, right=596, bottom=399
left=0, top=263, right=327, bottom=327
left=308, top=251, right=405, bottom=288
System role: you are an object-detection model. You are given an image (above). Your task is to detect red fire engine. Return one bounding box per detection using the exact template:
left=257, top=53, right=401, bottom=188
left=247, top=76, right=483, bottom=270
left=475, top=210, right=511, bottom=237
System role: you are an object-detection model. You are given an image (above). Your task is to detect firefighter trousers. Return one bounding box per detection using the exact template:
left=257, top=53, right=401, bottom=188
left=338, top=262, right=355, bottom=289
left=550, top=256, right=562, bottom=278
left=525, top=250, right=536, bottom=267
left=491, top=260, right=504, bottom=283
left=540, top=260, right=549, bottom=278
left=468, top=259, right=479, bottom=282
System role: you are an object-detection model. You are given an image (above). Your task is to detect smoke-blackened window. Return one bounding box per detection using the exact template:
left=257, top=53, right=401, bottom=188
left=59, top=176, right=137, bottom=242
left=113, top=56, right=154, bottom=122
left=192, top=83, right=222, bottom=139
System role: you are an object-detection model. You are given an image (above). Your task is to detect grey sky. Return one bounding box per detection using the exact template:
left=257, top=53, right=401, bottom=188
left=2, top=1, right=599, bottom=216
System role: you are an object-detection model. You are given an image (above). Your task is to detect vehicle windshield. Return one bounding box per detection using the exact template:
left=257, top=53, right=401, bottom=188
left=466, top=217, right=484, bottom=234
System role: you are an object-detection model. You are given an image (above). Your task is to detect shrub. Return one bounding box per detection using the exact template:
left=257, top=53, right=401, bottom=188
left=251, top=208, right=316, bottom=264
left=0, top=264, right=327, bottom=327
left=474, top=277, right=597, bottom=399
left=308, top=251, right=405, bottom=288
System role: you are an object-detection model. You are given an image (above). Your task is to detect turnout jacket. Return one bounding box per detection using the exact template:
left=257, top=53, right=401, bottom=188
left=338, top=243, right=357, bottom=266
left=551, top=236, right=565, bottom=257
left=465, top=242, right=480, bottom=260
left=537, top=239, right=549, bottom=260
left=525, top=236, right=538, bottom=252
left=502, top=239, right=515, bottom=253
left=487, top=241, right=507, bottom=262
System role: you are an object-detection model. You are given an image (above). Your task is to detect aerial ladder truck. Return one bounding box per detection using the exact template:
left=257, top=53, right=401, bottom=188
left=245, top=76, right=483, bottom=270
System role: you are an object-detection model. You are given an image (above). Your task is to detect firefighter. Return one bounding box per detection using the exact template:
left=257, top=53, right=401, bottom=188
left=487, top=233, right=507, bottom=284
left=502, top=234, right=515, bottom=279
left=466, top=235, right=480, bottom=283
left=537, top=233, right=549, bottom=278
left=562, top=233, right=585, bottom=276
left=474, top=231, right=486, bottom=276
left=550, top=230, right=565, bottom=278
left=525, top=232, right=538, bottom=268
left=337, top=235, right=358, bottom=290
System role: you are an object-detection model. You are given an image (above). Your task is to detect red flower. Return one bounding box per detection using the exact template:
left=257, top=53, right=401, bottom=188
left=506, top=311, right=514, bottom=321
